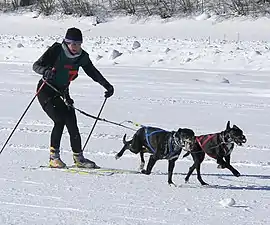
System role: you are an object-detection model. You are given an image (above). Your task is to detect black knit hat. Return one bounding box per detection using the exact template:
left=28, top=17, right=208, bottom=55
left=64, top=27, right=83, bottom=43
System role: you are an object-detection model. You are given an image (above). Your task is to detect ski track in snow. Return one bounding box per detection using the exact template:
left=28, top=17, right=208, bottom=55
left=1, top=143, right=269, bottom=169
left=0, top=122, right=269, bottom=151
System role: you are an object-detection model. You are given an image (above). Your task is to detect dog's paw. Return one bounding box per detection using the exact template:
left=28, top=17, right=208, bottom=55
left=139, top=162, right=145, bottom=171
left=141, top=169, right=151, bottom=175
left=233, top=171, right=241, bottom=177
left=168, top=182, right=177, bottom=187
left=217, top=164, right=226, bottom=169
left=184, top=177, right=190, bottom=183
left=168, top=179, right=177, bottom=187
left=141, top=169, right=146, bottom=174
left=115, top=154, right=120, bottom=160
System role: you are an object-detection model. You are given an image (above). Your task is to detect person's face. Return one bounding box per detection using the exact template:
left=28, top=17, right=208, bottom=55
left=67, top=42, right=82, bottom=54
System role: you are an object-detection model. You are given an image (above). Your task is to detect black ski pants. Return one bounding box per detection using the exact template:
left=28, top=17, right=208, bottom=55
left=37, top=80, right=82, bottom=153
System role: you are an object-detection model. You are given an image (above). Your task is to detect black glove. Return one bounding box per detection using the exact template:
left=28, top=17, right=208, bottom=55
left=63, top=88, right=74, bottom=109
left=43, top=68, right=56, bottom=81
left=64, top=97, right=74, bottom=109
left=104, top=85, right=114, bottom=98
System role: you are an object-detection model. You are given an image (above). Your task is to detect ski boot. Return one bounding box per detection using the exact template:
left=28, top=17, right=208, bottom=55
left=73, top=152, right=99, bottom=168
left=49, top=147, right=66, bottom=168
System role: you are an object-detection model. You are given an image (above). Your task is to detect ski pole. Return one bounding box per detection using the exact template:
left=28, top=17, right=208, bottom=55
left=82, top=98, right=107, bottom=151
left=0, top=80, right=47, bottom=155
left=42, top=78, right=59, bottom=93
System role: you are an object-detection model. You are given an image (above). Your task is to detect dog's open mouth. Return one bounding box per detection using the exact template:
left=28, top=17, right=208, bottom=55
left=234, top=136, right=247, bottom=146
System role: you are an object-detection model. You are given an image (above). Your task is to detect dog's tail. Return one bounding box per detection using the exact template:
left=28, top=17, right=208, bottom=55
left=123, top=134, right=128, bottom=144
left=182, top=152, right=190, bottom=158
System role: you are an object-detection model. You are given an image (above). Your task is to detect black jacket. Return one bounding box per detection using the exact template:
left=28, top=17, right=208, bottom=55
left=33, top=42, right=112, bottom=91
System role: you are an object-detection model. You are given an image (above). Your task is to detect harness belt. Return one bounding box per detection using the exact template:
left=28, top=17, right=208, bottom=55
left=196, top=133, right=233, bottom=158
left=144, top=127, right=182, bottom=160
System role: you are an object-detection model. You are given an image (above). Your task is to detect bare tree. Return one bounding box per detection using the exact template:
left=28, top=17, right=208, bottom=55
left=20, top=0, right=36, bottom=6
left=113, top=0, right=137, bottom=14
left=38, top=0, right=56, bottom=15
left=178, top=0, right=194, bottom=14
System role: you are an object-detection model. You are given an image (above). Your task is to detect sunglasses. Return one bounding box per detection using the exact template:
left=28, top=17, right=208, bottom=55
left=64, top=39, right=82, bottom=45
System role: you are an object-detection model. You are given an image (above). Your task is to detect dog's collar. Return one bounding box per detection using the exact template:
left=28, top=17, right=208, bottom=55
left=162, top=132, right=182, bottom=160
left=221, top=132, right=234, bottom=144
left=172, top=132, right=182, bottom=147
left=219, top=132, right=234, bottom=155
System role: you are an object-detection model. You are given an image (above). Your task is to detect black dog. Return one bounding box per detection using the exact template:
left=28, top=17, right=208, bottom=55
left=183, top=121, right=247, bottom=185
left=115, top=126, right=195, bottom=185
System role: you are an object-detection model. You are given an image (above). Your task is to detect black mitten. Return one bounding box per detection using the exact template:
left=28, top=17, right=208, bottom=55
left=104, top=84, right=114, bottom=98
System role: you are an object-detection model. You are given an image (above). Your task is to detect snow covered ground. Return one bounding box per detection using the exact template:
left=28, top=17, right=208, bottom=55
left=0, top=13, right=269, bottom=225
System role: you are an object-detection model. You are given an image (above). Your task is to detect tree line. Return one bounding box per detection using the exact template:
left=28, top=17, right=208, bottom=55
left=1, top=0, right=270, bottom=19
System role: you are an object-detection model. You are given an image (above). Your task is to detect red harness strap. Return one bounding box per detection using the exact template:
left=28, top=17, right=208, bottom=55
left=196, top=134, right=217, bottom=159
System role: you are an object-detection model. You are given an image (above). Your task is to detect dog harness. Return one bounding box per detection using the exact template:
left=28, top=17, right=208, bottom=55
left=144, top=127, right=183, bottom=160
left=196, top=133, right=233, bottom=158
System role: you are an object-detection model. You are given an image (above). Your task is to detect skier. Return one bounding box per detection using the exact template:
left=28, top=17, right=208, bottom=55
left=32, top=27, right=114, bottom=168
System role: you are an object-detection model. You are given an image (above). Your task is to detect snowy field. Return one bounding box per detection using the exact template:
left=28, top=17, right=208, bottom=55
left=0, top=13, right=270, bottom=225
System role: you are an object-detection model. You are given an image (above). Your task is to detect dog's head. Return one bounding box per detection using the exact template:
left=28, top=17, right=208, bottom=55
left=176, top=128, right=196, bottom=150
left=225, top=121, right=247, bottom=146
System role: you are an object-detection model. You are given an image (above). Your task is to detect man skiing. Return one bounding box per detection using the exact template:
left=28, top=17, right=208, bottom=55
left=33, top=27, right=114, bottom=169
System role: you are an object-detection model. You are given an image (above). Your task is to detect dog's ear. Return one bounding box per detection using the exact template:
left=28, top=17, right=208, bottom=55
left=177, top=128, right=182, bottom=133
left=226, top=121, right=231, bottom=130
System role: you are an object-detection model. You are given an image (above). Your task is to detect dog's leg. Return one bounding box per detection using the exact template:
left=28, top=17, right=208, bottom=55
left=185, top=150, right=207, bottom=184
left=225, top=154, right=230, bottom=164
left=141, top=155, right=157, bottom=175
left=218, top=155, right=230, bottom=169
left=168, top=158, right=177, bottom=186
left=217, top=157, right=240, bottom=177
left=195, top=162, right=208, bottom=185
left=139, top=151, right=145, bottom=170
left=185, top=162, right=196, bottom=183
left=185, top=157, right=208, bottom=185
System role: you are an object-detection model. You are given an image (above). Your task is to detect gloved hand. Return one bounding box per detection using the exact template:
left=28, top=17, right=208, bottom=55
left=43, top=68, right=56, bottom=81
left=104, top=85, right=114, bottom=98
left=64, top=97, right=74, bottom=109
left=62, top=87, right=74, bottom=109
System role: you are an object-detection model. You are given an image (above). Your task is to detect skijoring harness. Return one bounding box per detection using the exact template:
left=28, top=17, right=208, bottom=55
left=144, top=127, right=184, bottom=160
left=195, top=132, right=234, bottom=158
